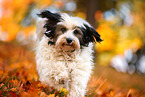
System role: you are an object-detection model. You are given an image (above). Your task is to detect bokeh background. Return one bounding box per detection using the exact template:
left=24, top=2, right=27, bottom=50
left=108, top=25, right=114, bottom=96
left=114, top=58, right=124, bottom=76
left=0, top=0, right=145, bottom=96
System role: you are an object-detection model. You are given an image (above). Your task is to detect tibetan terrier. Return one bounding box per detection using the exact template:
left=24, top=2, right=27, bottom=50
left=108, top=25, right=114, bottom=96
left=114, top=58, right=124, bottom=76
left=35, top=10, right=102, bottom=97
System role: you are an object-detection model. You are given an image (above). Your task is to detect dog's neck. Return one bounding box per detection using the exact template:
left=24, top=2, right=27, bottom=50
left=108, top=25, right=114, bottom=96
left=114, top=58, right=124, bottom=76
left=54, top=48, right=78, bottom=61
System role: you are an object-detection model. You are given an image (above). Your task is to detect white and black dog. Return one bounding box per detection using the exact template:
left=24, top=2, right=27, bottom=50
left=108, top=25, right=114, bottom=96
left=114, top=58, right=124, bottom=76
left=35, top=10, right=102, bottom=97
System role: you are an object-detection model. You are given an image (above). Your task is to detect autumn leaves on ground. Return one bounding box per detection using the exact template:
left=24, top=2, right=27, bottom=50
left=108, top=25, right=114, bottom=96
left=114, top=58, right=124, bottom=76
left=0, top=42, right=68, bottom=97
left=0, top=41, right=143, bottom=97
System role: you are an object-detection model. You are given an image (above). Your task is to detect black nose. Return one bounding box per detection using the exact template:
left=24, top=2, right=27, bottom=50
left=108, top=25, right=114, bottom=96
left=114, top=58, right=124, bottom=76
left=66, top=38, right=73, bottom=43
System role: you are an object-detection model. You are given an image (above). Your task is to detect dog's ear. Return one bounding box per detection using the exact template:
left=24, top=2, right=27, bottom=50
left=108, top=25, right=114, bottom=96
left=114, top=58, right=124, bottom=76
left=81, top=24, right=103, bottom=46
left=37, top=10, right=61, bottom=24
left=36, top=10, right=61, bottom=40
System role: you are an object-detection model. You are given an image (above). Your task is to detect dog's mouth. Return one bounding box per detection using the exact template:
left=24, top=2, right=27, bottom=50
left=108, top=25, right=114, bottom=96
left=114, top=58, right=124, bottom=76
left=56, top=42, right=77, bottom=52
left=61, top=43, right=74, bottom=51
left=62, top=43, right=73, bottom=47
left=55, top=39, right=80, bottom=52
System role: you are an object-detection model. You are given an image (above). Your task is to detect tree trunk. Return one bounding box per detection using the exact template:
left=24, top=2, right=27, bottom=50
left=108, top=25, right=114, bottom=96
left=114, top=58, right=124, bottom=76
left=86, top=0, right=99, bottom=28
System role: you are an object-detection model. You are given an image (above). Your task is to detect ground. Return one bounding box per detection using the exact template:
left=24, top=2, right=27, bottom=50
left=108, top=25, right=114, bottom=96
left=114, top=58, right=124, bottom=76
left=0, top=41, right=145, bottom=97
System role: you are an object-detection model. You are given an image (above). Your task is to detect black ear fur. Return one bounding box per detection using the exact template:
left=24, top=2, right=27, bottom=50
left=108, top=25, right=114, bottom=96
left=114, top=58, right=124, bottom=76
left=37, top=10, right=61, bottom=23
left=37, top=10, right=61, bottom=39
left=81, top=24, right=103, bottom=46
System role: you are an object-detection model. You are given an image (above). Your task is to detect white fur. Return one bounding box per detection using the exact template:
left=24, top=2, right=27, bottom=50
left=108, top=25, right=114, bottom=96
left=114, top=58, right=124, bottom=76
left=35, top=14, right=94, bottom=97
left=58, top=13, right=92, bottom=29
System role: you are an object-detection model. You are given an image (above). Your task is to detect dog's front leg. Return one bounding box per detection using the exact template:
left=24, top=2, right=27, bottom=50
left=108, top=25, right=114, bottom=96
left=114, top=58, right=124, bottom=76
left=51, top=61, right=69, bottom=88
left=68, top=69, right=91, bottom=97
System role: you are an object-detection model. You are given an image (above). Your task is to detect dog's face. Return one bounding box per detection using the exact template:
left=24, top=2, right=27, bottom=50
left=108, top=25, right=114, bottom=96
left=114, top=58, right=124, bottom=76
left=38, top=10, right=102, bottom=51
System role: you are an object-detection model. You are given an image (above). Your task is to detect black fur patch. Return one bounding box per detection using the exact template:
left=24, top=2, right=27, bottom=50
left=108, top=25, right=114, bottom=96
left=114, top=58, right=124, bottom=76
left=37, top=10, right=61, bottom=40
left=80, top=24, right=103, bottom=47
left=37, top=10, right=61, bottom=23
left=48, top=41, right=55, bottom=45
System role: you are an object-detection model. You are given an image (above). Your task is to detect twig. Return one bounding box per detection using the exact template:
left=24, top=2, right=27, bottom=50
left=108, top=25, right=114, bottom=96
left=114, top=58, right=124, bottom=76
left=126, top=89, right=131, bottom=97
left=95, top=79, right=107, bottom=92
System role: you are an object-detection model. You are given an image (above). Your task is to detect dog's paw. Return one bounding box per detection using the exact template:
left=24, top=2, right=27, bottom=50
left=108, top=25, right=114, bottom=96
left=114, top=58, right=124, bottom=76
left=59, top=79, right=65, bottom=84
left=57, top=72, right=69, bottom=84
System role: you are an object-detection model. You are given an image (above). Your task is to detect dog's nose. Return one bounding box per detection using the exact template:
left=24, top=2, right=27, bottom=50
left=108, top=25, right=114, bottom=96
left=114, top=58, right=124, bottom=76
left=66, top=38, right=73, bottom=43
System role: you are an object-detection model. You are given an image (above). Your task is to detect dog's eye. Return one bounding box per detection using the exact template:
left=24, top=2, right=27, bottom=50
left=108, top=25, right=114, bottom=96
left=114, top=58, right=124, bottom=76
left=44, top=32, right=50, bottom=37
left=74, top=30, right=79, bottom=35
left=61, top=28, right=66, bottom=33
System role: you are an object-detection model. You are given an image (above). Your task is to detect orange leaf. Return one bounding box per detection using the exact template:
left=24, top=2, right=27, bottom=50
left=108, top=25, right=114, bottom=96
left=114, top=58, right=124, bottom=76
left=9, top=91, right=18, bottom=97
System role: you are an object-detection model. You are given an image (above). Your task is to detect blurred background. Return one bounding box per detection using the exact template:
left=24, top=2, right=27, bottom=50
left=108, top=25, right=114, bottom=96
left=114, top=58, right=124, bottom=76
left=0, top=0, right=145, bottom=95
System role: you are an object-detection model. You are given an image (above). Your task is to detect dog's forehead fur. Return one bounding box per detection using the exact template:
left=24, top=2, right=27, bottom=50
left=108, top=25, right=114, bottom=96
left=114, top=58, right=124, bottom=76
left=58, top=13, right=91, bottom=29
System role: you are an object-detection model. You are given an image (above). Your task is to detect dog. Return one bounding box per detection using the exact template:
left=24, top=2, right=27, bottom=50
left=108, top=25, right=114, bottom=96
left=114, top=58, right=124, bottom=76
left=35, top=10, right=102, bottom=97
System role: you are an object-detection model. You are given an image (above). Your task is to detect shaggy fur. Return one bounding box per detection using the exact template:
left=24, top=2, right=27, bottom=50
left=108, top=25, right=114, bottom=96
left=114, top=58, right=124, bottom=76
left=35, top=10, right=102, bottom=97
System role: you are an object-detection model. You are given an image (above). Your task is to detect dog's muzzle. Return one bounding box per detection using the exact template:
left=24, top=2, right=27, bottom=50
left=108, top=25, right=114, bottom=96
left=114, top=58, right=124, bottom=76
left=55, top=36, right=80, bottom=52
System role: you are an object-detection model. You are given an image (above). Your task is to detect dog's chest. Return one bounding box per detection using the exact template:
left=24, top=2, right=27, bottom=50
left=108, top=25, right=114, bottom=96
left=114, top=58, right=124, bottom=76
left=54, top=50, right=77, bottom=68
left=56, top=51, right=75, bottom=61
